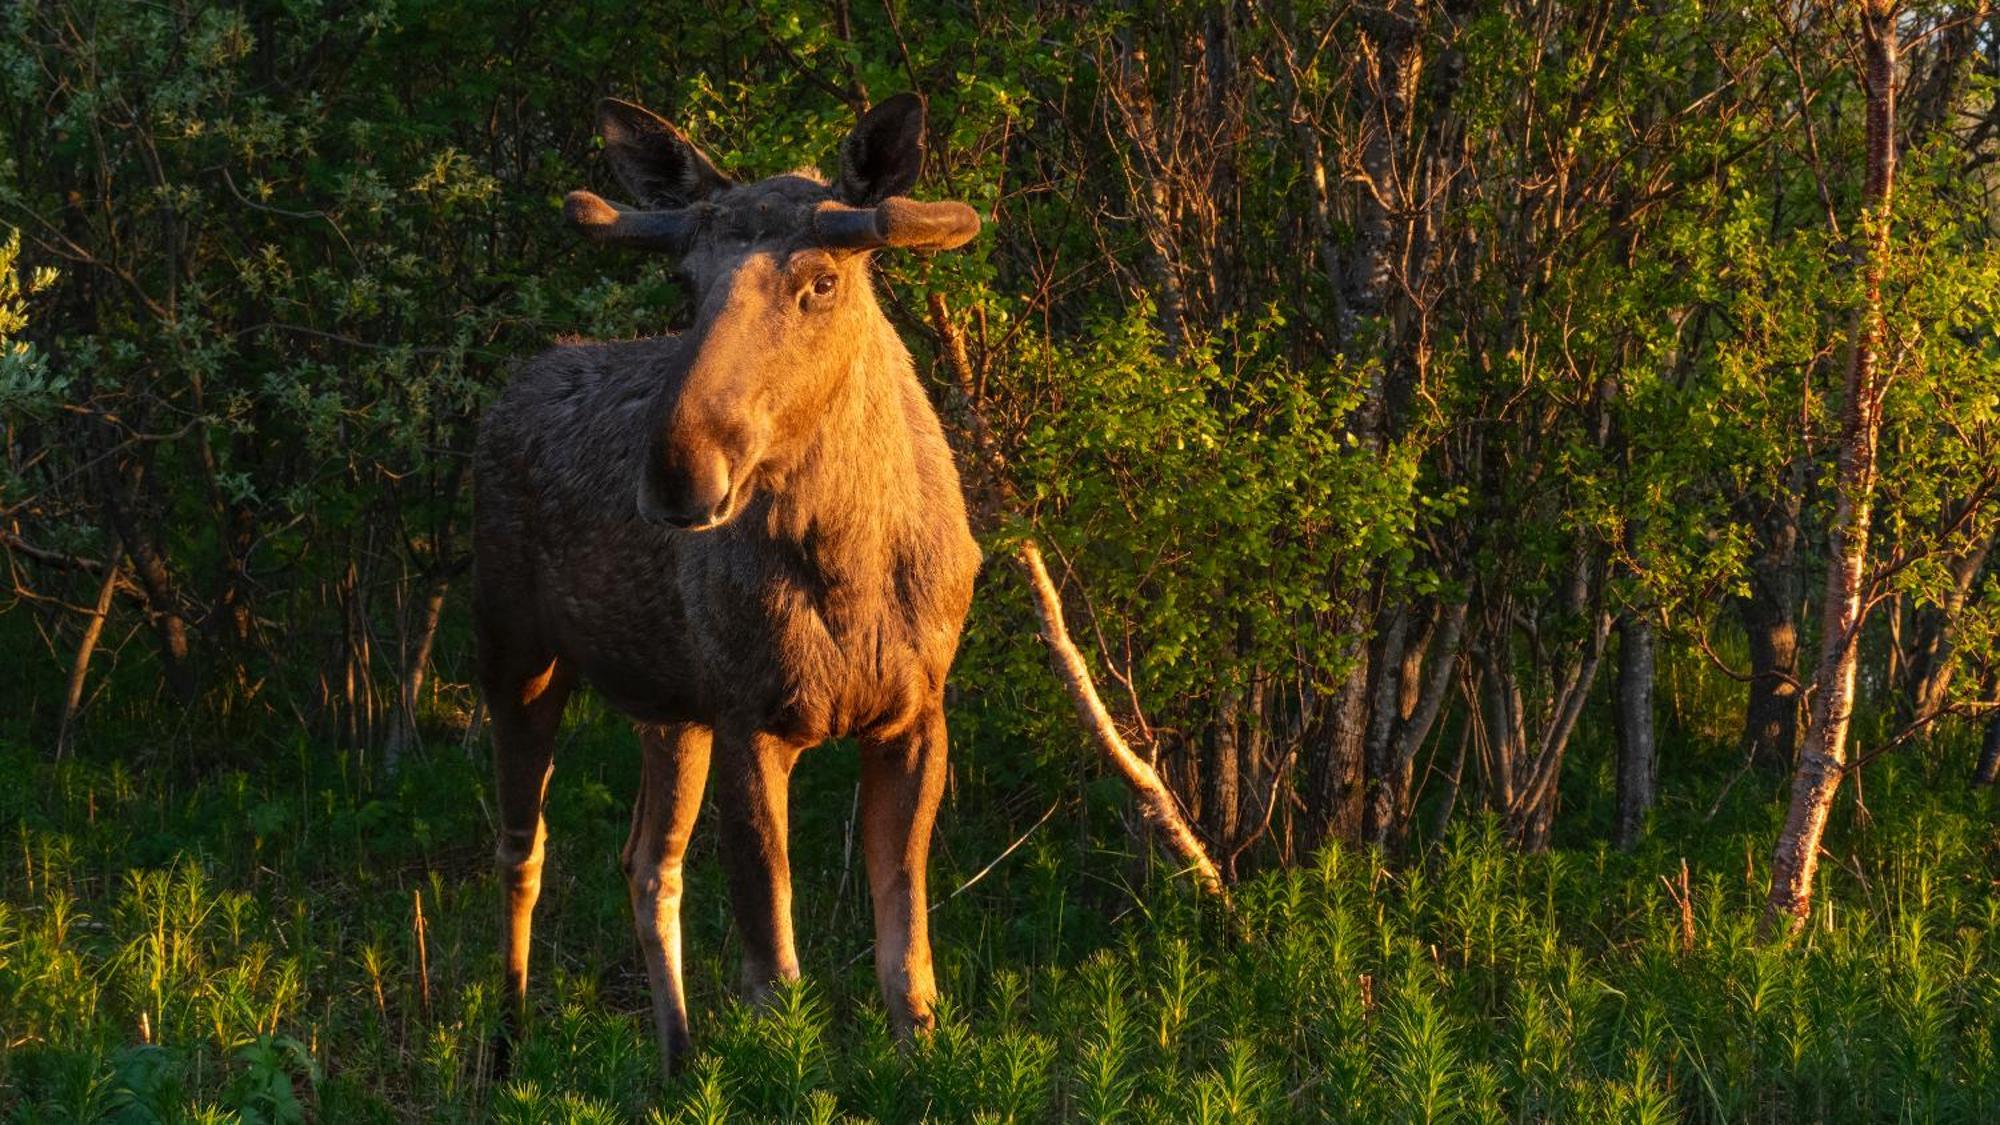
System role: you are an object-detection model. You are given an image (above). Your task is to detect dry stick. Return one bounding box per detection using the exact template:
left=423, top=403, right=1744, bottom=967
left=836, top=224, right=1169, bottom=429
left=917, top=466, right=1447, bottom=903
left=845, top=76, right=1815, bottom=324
left=944, top=797, right=1064, bottom=904
left=1659, top=858, right=1695, bottom=957
left=927, top=293, right=1228, bottom=900
left=57, top=559, right=119, bottom=760
left=1, top=529, right=112, bottom=572
left=845, top=796, right=1068, bottom=971
left=412, top=890, right=432, bottom=1021
left=1019, top=540, right=1228, bottom=899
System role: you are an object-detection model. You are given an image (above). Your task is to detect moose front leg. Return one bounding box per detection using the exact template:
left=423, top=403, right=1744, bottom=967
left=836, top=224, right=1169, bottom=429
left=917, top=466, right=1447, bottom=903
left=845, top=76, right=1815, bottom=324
left=860, top=705, right=949, bottom=1038
left=624, top=722, right=711, bottom=1072
left=714, top=727, right=804, bottom=1004
left=484, top=653, right=573, bottom=1075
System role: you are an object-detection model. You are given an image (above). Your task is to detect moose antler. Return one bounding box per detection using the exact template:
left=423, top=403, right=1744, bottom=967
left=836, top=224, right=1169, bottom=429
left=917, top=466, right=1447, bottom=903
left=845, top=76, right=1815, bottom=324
left=813, top=198, right=983, bottom=252
left=563, top=190, right=706, bottom=251
left=566, top=189, right=980, bottom=255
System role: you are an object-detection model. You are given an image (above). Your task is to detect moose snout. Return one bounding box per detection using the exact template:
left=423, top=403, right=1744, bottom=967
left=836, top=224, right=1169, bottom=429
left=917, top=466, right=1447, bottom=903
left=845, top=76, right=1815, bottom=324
left=638, top=445, right=735, bottom=531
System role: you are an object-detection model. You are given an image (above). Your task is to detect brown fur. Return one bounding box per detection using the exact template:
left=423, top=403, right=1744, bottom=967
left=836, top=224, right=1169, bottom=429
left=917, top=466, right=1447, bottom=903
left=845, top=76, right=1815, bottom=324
left=473, top=97, right=980, bottom=1074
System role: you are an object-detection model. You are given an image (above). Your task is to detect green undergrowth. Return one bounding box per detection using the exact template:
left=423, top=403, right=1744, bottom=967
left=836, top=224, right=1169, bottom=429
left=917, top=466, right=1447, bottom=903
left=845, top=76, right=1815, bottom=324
left=3, top=713, right=1997, bottom=1123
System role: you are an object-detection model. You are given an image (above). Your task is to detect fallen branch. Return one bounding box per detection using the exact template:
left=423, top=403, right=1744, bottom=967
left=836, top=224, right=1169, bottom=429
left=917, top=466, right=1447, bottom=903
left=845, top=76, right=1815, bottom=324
left=1018, top=539, right=1228, bottom=899
left=927, top=293, right=1228, bottom=900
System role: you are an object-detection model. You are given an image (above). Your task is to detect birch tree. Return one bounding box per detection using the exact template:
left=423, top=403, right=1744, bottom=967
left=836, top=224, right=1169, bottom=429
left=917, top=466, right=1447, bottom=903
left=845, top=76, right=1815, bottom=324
left=1765, top=0, right=1901, bottom=936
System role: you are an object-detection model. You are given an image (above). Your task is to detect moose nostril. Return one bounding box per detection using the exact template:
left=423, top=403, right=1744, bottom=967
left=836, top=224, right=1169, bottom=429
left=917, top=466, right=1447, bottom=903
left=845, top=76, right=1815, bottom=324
left=638, top=445, right=732, bottom=530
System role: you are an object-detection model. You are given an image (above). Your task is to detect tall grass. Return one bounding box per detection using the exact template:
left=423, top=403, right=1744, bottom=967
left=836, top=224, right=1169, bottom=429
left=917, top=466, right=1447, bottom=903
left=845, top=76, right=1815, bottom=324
left=3, top=707, right=1997, bottom=1121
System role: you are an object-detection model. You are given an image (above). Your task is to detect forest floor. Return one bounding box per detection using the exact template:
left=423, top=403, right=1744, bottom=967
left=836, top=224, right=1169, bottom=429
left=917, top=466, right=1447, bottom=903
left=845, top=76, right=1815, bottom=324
left=3, top=698, right=1997, bottom=1123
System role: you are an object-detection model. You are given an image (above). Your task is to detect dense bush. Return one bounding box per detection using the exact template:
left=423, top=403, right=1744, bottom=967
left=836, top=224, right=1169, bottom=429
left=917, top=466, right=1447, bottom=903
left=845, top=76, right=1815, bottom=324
left=6, top=0, right=1997, bottom=851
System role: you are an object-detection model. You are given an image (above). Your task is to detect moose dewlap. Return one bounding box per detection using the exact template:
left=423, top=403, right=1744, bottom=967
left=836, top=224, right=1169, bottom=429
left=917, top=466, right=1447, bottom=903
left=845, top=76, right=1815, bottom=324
left=472, top=93, right=983, bottom=1075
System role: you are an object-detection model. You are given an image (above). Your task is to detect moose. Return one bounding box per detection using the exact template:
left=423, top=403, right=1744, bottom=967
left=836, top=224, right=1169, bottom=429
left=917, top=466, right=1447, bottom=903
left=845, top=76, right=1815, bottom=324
left=472, top=93, right=983, bottom=1072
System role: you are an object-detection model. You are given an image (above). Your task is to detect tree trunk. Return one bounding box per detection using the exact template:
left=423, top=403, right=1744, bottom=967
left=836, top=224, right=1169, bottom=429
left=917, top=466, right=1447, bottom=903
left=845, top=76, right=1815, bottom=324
left=1614, top=614, right=1657, bottom=850
left=1904, top=605, right=1944, bottom=721
left=386, top=574, right=450, bottom=771
left=1243, top=669, right=1269, bottom=838
left=1107, top=35, right=1186, bottom=352
left=1476, top=643, right=1524, bottom=815
left=1905, top=529, right=1994, bottom=728
left=1208, top=682, right=1243, bottom=859
left=1430, top=705, right=1472, bottom=840
left=1308, top=2, right=1421, bottom=853
left=102, top=472, right=194, bottom=701
left=1344, top=0, right=1421, bottom=363
left=1738, top=572, right=1801, bottom=770
left=1766, top=3, right=1897, bottom=937
left=1975, top=713, right=2000, bottom=787
left=1394, top=600, right=1467, bottom=831
left=1369, top=598, right=1467, bottom=848
left=1311, top=631, right=1372, bottom=847
left=1887, top=595, right=1912, bottom=702
left=1272, top=0, right=1447, bottom=856
left=1736, top=471, right=1805, bottom=769
left=1362, top=606, right=1411, bottom=847
left=1508, top=614, right=1611, bottom=853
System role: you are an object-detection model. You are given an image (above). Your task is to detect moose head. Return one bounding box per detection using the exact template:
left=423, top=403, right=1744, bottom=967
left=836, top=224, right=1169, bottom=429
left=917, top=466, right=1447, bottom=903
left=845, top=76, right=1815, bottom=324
left=564, top=94, right=981, bottom=531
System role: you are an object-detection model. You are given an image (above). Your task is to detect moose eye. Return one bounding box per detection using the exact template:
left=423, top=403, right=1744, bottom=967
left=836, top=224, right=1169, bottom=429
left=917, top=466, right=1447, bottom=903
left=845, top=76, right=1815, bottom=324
left=811, top=273, right=838, bottom=297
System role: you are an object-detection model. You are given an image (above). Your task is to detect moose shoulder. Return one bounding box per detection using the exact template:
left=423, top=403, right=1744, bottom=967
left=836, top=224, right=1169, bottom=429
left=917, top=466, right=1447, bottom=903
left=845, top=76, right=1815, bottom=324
left=472, top=93, right=983, bottom=1076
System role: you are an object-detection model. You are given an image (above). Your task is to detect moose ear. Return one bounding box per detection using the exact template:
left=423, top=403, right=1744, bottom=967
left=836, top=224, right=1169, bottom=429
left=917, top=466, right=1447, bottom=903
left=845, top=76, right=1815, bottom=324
left=837, top=93, right=925, bottom=205
left=597, top=99, right=733, bottom=208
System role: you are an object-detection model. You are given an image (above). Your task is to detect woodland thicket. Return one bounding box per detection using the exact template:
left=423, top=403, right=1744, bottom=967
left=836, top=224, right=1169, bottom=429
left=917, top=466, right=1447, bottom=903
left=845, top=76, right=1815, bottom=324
left=4, top=3, right=2000, bottom=1120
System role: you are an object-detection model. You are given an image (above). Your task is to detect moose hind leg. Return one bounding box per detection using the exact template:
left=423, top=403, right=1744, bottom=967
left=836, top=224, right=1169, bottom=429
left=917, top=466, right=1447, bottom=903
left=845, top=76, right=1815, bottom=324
left=860, top=706, right=949, bottom=1038
left=487, top=655, right=573, bottom=1064
left=624, top=722, right=711, bottom=1072
left=713, top=728, right=803, bottom=1004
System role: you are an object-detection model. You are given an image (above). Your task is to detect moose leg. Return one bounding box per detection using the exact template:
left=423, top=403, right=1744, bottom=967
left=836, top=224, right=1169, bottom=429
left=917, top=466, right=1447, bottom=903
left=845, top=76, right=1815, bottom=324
left=860, top=705, right=949, bottom=1038
left=713, top=728, right=803, bottom=1004
left=487, top=655, right=573, bottom=1067
left=622, top=722, right=711, bottom=1071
